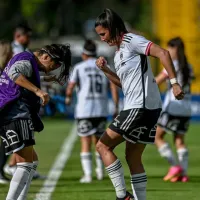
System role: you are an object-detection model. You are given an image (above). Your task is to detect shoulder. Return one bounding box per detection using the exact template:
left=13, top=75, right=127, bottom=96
left=9, top=52, right=34, bottom=66
left=73, top=60, right=86, bottom=70
left=122, top=33, right=147, bottom=43
left=11, top=52, right=34, bottom=62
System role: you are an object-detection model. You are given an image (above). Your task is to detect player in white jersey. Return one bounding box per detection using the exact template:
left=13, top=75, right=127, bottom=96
left=66, top=40, right=119, bottom=183
left=95, top=9, right=184, bottom=200
left=155, top=37, right=194, bottom=183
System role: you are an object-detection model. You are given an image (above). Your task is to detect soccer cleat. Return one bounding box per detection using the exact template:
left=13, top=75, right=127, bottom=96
left=170, top=175, right=189, bottom=183
left=170, top=175, right=182, bottom=182
left=163, top=166, right=182, bottom=181
left=181, top=175, right=189, bottom=182
left=79, top=175, right=92, bottom=183
left=116, top=191, right=134, bottom=200
left=95, top=168, right=104, bottom=180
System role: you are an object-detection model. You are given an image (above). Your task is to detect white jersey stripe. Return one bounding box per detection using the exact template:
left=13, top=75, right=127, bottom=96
left=120, top=109, right=135, bottom=130
left=125, top=109, right=139, bottom=131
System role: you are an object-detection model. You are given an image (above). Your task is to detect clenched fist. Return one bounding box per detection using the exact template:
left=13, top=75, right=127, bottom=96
left=96, top=57, right=108, bottom=72
left=172, top=83, right=185, bottom=100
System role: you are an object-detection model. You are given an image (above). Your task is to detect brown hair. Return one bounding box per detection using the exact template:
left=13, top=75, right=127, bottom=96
left=0, top=40, right=12, bottom=72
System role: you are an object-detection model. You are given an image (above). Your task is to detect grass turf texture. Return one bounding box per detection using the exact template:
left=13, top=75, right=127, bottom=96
left=0, top=119, right=200, bottom=200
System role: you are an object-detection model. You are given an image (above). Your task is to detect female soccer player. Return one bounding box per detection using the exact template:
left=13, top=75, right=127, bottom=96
left=155, top=37, right=193, bottom=182
left=0, top=44, right=72, bottom=200
left=0, top=40, right=13, bottom=184
left=66, top=39, right=119, bottom=183
left=95, top=8, right=184, bottom=200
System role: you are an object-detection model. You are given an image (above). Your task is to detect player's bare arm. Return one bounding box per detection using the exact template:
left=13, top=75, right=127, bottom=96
left=155, top=72, right=168, bottom=85
left=15, top=74, right=49, bottom=106
left=149, top=43, right=184, bottom=100
left=96, top=57, right=122, bottom=88
left=65, top=82, right=76, bottom=105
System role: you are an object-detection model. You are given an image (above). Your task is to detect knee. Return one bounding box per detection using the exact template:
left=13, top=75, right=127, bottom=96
left=96, top=141, right=110, bottom=155
left=175, top=137, right=185, bottom=149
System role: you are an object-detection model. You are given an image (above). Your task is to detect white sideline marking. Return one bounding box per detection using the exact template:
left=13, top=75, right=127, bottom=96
left=35, top=124, right=77, bottom=200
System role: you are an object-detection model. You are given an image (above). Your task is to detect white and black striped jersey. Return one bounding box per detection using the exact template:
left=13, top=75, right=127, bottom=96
left=114, top=33, right=162, bottom=110
left=69, top=58, right=109, bottom=119
left=162, top=60, right=193, bottom=117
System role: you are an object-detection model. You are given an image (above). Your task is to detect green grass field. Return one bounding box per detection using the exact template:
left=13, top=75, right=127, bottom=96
left=0, top=118, right=200, bottom=200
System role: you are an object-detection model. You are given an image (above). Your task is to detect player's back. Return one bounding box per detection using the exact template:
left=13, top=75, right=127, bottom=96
left=74, top=58, right=109, bottom=119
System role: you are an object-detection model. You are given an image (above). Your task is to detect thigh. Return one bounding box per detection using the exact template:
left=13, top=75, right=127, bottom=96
left=98, top=128, right=124, bottom=150
left=15, top=146, right=34, bottom=163
left=155, top=125, right=167, bottom=139
left=94, top=117, right=107, bottom=137
left=0, top=119, right=35, bottom=156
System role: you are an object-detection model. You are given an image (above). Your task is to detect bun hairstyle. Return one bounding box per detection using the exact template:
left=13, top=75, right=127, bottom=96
left=95, top=8, right=128, bottom=41
left=82, top=40, right=96, bottom=56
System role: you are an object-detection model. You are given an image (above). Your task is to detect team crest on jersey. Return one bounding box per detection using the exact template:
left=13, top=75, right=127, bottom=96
left=120, top=52, right=123, bottom=60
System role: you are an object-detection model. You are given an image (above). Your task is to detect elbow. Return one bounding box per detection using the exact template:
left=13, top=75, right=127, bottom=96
left=159, top=50, right=172, bottom=64
left=159, top=49, right=170, bottom=60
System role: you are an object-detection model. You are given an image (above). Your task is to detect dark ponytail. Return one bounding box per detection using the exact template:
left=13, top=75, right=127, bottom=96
left=167, top=37, right=190, bottom=86
left=95, top=8, right=128, bottom=41
left=38, top=44, right=72, bottom=85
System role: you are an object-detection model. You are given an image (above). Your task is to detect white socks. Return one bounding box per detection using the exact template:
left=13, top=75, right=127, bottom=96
left=6, top=162, right=33, bottom=200
left=17, top=161, right=38, bottom=200
left=131, top=172, right=147, bottom=200
left=158, top=143, right=177, bottom=166
left=177, top=148, right=188, bottom=175
left=95, top=152, right=104, bottom=175
left=80, top=152, right=92, bottom=177
left=159, top=143, right=189, bottom=175
left=105, top=159, right=126, bottom=198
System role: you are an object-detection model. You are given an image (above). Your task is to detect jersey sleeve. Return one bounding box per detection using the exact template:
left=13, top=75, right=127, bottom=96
left=69, top=66, right=78, bottom=83
left=8, top=60, right=33, bottom=81
left=128, top=35, right=153, bottom=55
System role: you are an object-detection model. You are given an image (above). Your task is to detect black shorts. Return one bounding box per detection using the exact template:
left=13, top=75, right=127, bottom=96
left=157, top=111, right=190, bottom=134
left=77, top=117, right=107, bottom=137
left=0, top=119, right=35, bottom=155
left=109, top=108, right=161, bottom=144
